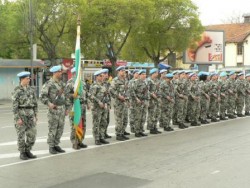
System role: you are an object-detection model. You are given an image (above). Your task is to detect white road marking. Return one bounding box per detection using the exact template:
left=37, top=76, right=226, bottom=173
left=211, top=170, right=220, bottom=174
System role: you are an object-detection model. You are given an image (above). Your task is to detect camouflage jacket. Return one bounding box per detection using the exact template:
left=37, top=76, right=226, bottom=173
left=64, top=78, right=89, bottom=111
left=235, top=79, right=246, bottom=96
left=147, top=77, right=160, bottom=99
left=12, top=85, right=38, bottom=121
left=208, top=80, right=220, bottom=99
left=109, top=76, right=128, bottom=102
left=132, top=79, right=149, bottom=101
left=40, top=78, right=66, bottom=106
left=159, top=80, right=175, bottom=102
left=89, top=81, right=107, bottom=108
left=226, top=78, right=237, bottom=95
left=189, top=80, right=201, bottom=100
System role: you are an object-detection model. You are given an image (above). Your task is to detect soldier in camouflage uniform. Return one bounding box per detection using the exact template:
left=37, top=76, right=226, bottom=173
left=226, top=71, right=237, bottom=119
left=235, top=72, right=246, bottom=117
left=89, top=70, right=110, bottom=145
left=208, top=73, right=220, bottom=122
left=171, top=71, right=179, bottom=125
left=64, top=67, right=88, bottom=150
left=245, top=73, right=250, bottom=115
left=40, top=65, right=68, bottom=154
left=102, top=69, right=112, bottom=139
left=128, top=69, right=139, bottom=133
left=110, top=66, right=130, bottom=141
left=147, top=68, right=161, bottom=134
left=218, top=72, right=228, bottom=120
left=175, top=71, right=188, bottom=129
left=158, top=69, right=168, bottom=128
left=198, top=72, right=210, bottom=124
left=131, top=69, right=148, bottom=137
left=12, top=71, right=38, bottom=160
left=159, top=73, right=175, bottom=131
left=188, top=73, right=201, bottom=126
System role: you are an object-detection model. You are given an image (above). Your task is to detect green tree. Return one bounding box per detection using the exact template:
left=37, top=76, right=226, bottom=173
left=126, top=0, right=204, bottom=67
left=81, top=0, right=152, bottom=75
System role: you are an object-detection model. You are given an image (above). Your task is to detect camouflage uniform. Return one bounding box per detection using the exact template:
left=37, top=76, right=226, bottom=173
left=175, top=78, right=188, bottom=127
left=245, top=79, right=250, bottom=115
left=172, top=78, right=179, bottom=125
left=189, top=79, right=201, bottom=125
left=12, top=85, right=38, bottom=153
left=89, top=81, right=107, bottom=142
left=199, top=81, right=210, bottom=123
left=218, top=79, right=228, bottom=119
left=208, top=80, right=220, bottom=121
left=159, top=80, right=175, bottom=130
left=40, top=78, right=66, bottom=148
left=64, top=78, right=88, bottom=147
left=109, top=76, right=128, bottom=138
left=132, top=78, right=149, bottom=134
left=147, top=77, right=159, bottom=131
left=235, top=79, right=246, bottom=115
left=226, top=78, right=237, bottom=117
left=103, top=80, right=111, bottom=136
left=128, top=77, right=137, bottom=132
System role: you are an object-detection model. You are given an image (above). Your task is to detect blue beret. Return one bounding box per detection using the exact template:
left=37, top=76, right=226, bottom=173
left=71, top=67, right=76, bottom=73
left=238, top=72, right=244, bottom=76
left=166, top=73, right=173, bottom=78
left=189, top=73, right=196, bottom=77
left=159, top=69, right=168, bottom=74
left=172, top=70, right=178, bottom=75
left=102, top=68, right=109, bottom=73
left=149, top=68, right=158, bottom=75
left=17, top=71, right=31, bottom=78
left=198, top=71, right=210, bottom=77
left=178, top=70, right=185, bottom=74
left=94, top=70, right=103, bottom=76
left=138, top=69, right=146, bottom=75
left=116, top=66, right=126, bottom=71
left=246, top=73, right=250, bottom=77
left=228, top=71, right=235, bottom=76
left=50, top=65, right=62, bottom=73
left=132, top=69, right=139, bottom=74
left=185, top=70, right=193, bottom=74
left=210, top=72, right=218, bottom=77
left=220, top=71, right=227, bottom=77
left=158, top=63, right=171, bottom=70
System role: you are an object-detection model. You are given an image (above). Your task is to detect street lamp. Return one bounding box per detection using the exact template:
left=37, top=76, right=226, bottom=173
left=29, top=0, right=34, bottom=86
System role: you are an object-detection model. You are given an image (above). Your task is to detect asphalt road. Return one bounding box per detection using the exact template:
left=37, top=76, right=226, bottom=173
left=1, top=100, right=250, bottom=188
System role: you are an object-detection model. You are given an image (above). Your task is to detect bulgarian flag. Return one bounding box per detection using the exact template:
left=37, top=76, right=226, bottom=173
left=73, top=19, right=84, bottom=141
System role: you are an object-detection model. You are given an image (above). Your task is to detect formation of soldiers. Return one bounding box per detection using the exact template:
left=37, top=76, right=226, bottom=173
left=12, top=65, right=250, bottom=160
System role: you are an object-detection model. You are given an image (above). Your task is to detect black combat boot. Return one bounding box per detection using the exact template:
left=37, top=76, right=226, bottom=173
left=95, top=140, right=102, bottom=145
left=73, top=143, right=80, bottom=150
left=150, top=129, right=158, bottom=134
left=49, top=147, right=58, bottom=154
left=140, top=132, right=148, bottom=137
left=100, top=138, right=110, bottom=144
left=20, top=152, right=29, bottom=160
left=104, top=133, right=112, bottom=139
left=155, top=128, right=162, bottom=134
left=26, top=150, right=37, bottom=159
left=124, top=131, right=130, bottom=136
left=78, top=143, right=88, bottom=148
left=54, top=146, right=65, bottom=153
left=116, top=134, right=125, bottom=141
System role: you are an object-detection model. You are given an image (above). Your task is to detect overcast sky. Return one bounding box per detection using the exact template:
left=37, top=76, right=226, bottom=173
left=192, top=0, right=250, bottom=25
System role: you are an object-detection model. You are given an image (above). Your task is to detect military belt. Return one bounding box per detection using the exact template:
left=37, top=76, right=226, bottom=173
left=19, top=106, right=33, bottom=109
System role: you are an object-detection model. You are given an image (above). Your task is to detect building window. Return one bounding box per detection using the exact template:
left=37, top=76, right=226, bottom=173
left=237, top=43, right=243, bottom=55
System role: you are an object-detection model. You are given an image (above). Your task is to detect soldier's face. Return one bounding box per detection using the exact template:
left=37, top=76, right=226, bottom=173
left=55, top=71, right=63, bottom=79
left=118, top=70, right=125, bottom=77
left=140, top=73, right=146, bottom=80
left=21, top=77, right=30, bottom=86
left=247, top=76, right=250, bottom=81
left=134, top=73, right=139, bottom=79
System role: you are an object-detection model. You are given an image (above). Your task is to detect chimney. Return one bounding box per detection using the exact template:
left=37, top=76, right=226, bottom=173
left=243, top=13, right=250, bottom=23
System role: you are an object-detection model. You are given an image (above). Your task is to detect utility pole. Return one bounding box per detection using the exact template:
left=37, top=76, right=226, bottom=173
left=29, top=0, right=34, bottom=86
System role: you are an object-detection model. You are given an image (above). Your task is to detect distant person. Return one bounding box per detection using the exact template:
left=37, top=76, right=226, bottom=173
left=11, top=71, right=38, bottom=160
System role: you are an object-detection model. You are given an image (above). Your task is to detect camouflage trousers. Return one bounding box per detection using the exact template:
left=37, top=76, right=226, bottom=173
left=104, top=107, right=110, bottom=133
left=47, top=106, right=65, bottom=147
left=245, top=95, right=250, bottom=112
left=113, top=100, right=127, bottom=135
left=134, top=102, right=147, bottom=133
left=160, top=101, right=174, bottom=128
left=175, top=97, right=186, bottom=124
left=220, top=96, right=228, bottom=118
left=189, top=99, right=201, bottom=123
left=227, top=94, right=236, bottom=116
left=236, top=95, right=245, bottom=114
left=92, top=107, right=107, bottom=141
left=69, top=105, right=86, bottom=144
left=147, top=99, right=158, bottom=130
left=209, top=98, right=219, bottom=119
left=200, top=97, right=209, bottom=121
left=129, top=102, right=136, bottom=132
left=15, top=114, right=37, bottom=152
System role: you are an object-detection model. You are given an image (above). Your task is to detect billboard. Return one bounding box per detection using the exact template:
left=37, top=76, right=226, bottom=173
left=184, top=30, right=225, bottom=64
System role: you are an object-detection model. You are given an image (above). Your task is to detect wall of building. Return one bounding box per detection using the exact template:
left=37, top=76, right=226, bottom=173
left=244, top=35, right=250, bottom=66
left=0, top=68, right=22, bottom=100
left=225, top=43, right=237, bottom=67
